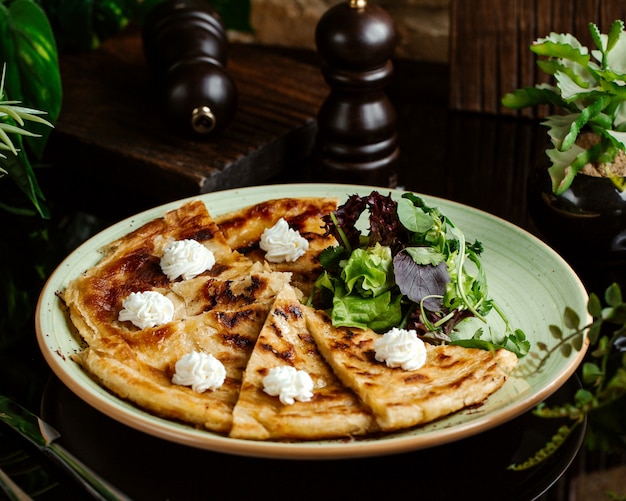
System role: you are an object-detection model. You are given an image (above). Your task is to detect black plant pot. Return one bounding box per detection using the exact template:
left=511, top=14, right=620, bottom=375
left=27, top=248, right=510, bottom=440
left=527, top=165, right=626, bottom=267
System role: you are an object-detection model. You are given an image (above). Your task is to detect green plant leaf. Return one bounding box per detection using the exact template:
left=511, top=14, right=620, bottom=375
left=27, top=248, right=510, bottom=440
left=538, top=59, right=594, bottom=89
left=604, top=367, right=626, bottom=392
left=547, top=142, right=601, bottom=195
left=40, top=0, right=138, bottom=50
left=507, top=422, right=583, bottom=471
left=563, top=306, right=581, bottom=330
left=212, top=0, right=253, bottom=32
left=531, top=37, right=590, bottom=66
left=571, top=332, right=584, bottom=351
left=604, top=20, right=626, bottom=75
left=560, top=96, right=610, bottom=150
left=543, top=114, right=580, bottom=149
left=582, top=362, right=604, bottom=385
left=501, top=85, right=566, bottom=109
left=555, top=71, right=602, bottom=102
left=1, top=138, right=49, bottom=217
left=549, top=324, right=563, bottom=339
left=560, top=343, right=572, bottom=357
left=588, top=292, right=603, bottom=317
left=397, top=197, right=434, bottom=233
left=589, top=22, right=603, bottom=56
left=606, top=20, right=625, bottom=52
left=605, top=282, right=623, bottom=307
left=1, top=0, right=60, bottom=157
left=604, top=128, right=626, bottom=150
left=0, top=1, right=58, bottom=217
left=587, top=322, right=602, bottom=345
left=404, top=246, right=445, bottom=266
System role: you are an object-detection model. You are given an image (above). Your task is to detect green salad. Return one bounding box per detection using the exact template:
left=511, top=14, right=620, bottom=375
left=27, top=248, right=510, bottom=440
left=308, top=191, right=529, bottom=358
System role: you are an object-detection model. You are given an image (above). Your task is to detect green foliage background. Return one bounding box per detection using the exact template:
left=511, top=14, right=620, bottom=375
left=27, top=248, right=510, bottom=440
left=0, top=0, right=251, bottom=217
left=0, top=0, right=251, bottom=409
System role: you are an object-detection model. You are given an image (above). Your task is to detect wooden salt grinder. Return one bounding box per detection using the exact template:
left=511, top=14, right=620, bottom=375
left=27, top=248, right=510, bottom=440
left=314, top=0, right=399, bottom=187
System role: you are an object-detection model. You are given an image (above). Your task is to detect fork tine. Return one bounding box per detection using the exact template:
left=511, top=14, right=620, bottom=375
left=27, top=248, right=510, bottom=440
left=0, top=466, right=32, bottom=501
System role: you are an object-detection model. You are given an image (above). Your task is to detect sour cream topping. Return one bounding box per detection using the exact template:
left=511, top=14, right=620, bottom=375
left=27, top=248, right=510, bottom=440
left=160, top=239, right=215, bottom=281
left=172, top=351, right=226, bottom=392
left=118, top=290, right=174, bottom=329
left=373, top=327, right=427, bottom=371
left=259, top=218, right=309, bottom=263
left=262, top=366, right=314, bottom=405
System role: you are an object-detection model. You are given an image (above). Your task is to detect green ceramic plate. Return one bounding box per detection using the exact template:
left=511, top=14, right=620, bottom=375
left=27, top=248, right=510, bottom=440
left=36, top=184, right=589, bottom=459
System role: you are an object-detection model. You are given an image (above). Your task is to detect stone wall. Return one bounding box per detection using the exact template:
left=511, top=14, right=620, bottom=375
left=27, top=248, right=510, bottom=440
left=242, top=0, right=450, bottom=63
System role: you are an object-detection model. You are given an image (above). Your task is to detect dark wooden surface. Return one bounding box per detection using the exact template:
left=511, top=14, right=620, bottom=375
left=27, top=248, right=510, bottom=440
left=449, top=0, right=626, bottom=117
left=47, top=25, right=328, bottom=201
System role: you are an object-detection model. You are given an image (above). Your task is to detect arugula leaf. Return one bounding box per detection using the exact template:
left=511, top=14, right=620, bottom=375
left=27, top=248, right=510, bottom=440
left=396, top=197, right=433, bottom=234
left=318, top=245, right=349, bottom=274
left=451, top=328, right=530, bottom=358
left=403, top=246, right=445, bottom=266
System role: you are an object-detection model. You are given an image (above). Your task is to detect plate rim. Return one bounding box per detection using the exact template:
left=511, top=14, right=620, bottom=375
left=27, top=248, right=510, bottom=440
left=35, top=182, right=590, bottom=460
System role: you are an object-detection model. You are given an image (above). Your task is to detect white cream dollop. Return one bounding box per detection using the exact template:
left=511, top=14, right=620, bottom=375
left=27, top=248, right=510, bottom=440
left=259, top=218, right=309, bottom=263
left=373, top=327, right=427, bottom=371
left=118, top=290, right=174, bottom=329
left=160, top=239, right=215, bottom=281
left=172, top=351, right=226, bottom=392
left=262, top=366, right=314, bottom=405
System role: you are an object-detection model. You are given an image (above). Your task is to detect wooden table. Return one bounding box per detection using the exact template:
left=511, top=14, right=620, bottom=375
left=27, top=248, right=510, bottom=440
left=45, top=25, right=541, bottom=228
left=47, top=25, right=328, bottom=202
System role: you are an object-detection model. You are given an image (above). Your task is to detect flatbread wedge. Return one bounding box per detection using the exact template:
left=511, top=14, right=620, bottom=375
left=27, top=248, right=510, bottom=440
left=304, top=308, right=518, bottom=432
left=215, top=197, right=338, bottom=297
left=230, top=285, right=377, bottom=440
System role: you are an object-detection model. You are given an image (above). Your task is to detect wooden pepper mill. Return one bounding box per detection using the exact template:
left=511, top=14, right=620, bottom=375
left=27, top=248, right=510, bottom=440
left=314, top=0, right=399, bottom=187
left=142, top=0, right=238, bottom=138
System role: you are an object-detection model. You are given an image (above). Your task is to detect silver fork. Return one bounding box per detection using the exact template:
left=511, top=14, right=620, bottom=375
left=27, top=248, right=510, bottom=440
left=0, top=465, right=32, bottom=501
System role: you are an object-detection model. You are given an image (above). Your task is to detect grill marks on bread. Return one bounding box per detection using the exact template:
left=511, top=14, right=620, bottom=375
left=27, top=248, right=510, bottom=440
left=215, top=197, right=339, bottom=297
left=304, top=308, right=517, bottom=432
left=230, top=286, right=377, bottom=440
left=63, top=201, right=288, bottom=434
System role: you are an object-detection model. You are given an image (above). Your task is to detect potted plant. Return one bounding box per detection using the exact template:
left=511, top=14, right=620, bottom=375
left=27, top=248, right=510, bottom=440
left=507, top=281, right=626, bottom=472
left=502, top=22, right=626, bottom=476
left=502, top=20, right=626, bottom=264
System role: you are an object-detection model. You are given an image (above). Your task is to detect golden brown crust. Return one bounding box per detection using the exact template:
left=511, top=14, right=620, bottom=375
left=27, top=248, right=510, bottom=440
left=304, top=309, right=518, bottom=431
left=62, top=200, right=253, bottom=346
left=215, top=197, right=338, bottom=297
left=230, top=286, right=377, bottom=440
left=63, top=201, right=289, bottom=434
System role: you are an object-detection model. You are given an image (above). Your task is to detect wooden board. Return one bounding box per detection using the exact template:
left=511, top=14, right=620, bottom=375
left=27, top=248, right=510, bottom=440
left=46, top=25, right=328, bottom=202
left=449, top=0, right=626, bottom=116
